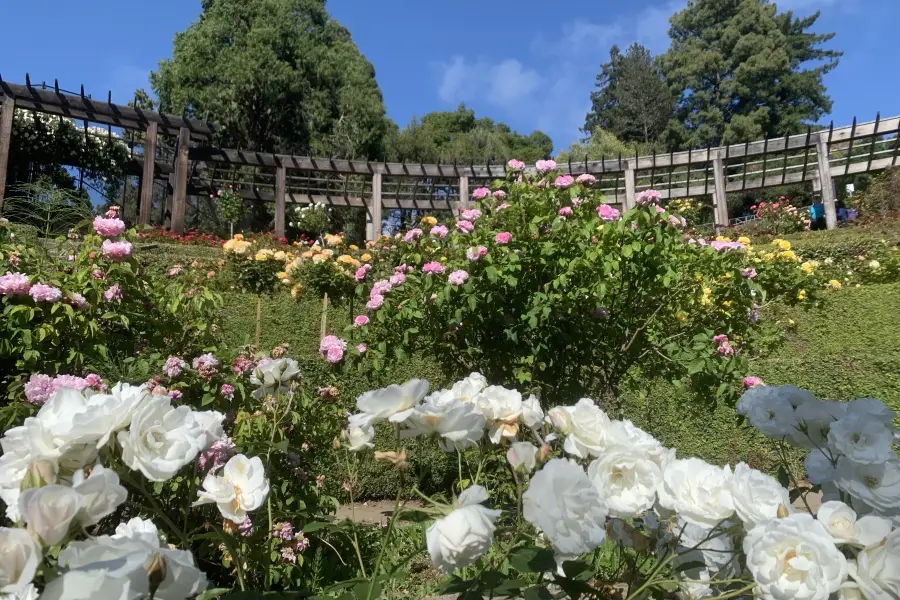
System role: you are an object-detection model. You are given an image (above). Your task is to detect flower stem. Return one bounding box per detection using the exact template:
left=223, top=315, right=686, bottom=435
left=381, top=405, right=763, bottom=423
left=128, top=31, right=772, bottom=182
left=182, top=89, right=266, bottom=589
left=365, top=472, right=405, bottom=600
left=213, top=523, right=246, bottom=592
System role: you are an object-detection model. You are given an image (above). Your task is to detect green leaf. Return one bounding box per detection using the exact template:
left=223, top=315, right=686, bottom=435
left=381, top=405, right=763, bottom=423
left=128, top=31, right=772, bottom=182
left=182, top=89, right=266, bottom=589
left=508, top=546, right=557, bottom=574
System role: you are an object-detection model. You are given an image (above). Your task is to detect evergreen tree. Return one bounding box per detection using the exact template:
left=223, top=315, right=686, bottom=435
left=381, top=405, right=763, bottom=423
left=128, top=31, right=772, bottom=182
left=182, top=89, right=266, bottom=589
left=150, top=0, right=389, bottom=159
left=583, top=44, right=672, bottom=145
left=659, top=0, right=841, bottom=149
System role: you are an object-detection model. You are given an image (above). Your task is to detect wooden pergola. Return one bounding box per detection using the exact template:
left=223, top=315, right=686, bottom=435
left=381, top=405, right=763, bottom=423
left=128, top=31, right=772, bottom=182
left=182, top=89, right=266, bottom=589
left=2, top=76, right=899, bottom=237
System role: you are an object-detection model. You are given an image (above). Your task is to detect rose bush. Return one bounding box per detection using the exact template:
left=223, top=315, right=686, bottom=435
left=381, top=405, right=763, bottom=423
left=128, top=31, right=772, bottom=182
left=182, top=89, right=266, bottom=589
left=348, top=163, right=820, bottom=406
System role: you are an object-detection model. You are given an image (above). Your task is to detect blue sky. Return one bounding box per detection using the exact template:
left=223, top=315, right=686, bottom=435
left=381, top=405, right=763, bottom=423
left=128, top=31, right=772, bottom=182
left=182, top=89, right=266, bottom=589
left=1, top=0, right=898, bottom=153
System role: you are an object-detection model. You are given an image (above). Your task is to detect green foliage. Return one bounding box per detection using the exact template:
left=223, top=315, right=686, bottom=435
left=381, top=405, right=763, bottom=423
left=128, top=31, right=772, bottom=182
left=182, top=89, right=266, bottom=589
left=151, top=0, right=389, bottom=159
left=289, top=203, right=330, bottom=237
left=583, top=43, right=673, bottom=144
left=852, top=167, right=900, bottom=218
left=217, top=188, right=247, bottom=227
left=1, top=182, right=94, bottom=236
left=659, top=0, right=841, bottom=148
left=388, top=104, right=553, bottom=164
left=558, top=128, right=654, bottom=164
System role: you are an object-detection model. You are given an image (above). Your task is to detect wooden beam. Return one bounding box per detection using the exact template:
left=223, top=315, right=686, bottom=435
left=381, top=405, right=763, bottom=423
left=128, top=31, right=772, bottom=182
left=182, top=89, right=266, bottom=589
left=170, top=127, right=190, bottom=234
left=712, top=151, right=728, bottom=228
left=0, top=96, right=15, bottom=209
left=367, top=171, right=383, bottom=241
left=138, top=121, right=158, bottom=224
left=458, top=176, right=469, bottom=214
left=816, top=132, right=837, bottom=230
left=623, top=161, right=636, bottom=209
left=0, top=82, right=214, bottom=140
left=274, top=164, right=286, bottom=238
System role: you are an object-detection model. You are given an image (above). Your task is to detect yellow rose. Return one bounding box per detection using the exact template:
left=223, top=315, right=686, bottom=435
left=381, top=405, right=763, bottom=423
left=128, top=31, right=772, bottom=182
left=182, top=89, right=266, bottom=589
left=310, top=246, right=322, bottom=254
left=797, top=289, right=807, bottom=300
left=301, top=250, right=314, bottom=259
left=440, top=256, right=447, bottom=262
left=421, top=216, right=437, bottom=226
left=291, top=283, right=304, bottom=298
left=312, top=254, right=328, bottom=263
left=779, top=250, right=797, bottom=262
left=349, top=244, right=359, bottom=251
left=361, top=253, right=372, bottom=262
left=722, top=300, right=733, bottom=308
left=233, top=234, right=245, bottom=241
left=276, top=271, right=288, bottom=280
left=274, top=251, right=286, bottom=261
left=778, top=240, right=791, bottom=250
left=280, top=277, right=292, bottom=286
left=232, top=241, right=249, bottom=255
left=827, top=279, right=842, bottom=289
left=675, top=311, right=687, bottom=321
left=321, top=249, right=335, bottom=258
left=695, top=274, right=704, bottom=281
left=801, top=261, right=815, bottom=274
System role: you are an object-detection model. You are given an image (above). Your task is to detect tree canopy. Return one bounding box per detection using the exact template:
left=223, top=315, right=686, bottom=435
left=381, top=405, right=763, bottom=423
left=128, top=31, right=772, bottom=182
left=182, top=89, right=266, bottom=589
left=658, top=0, right=841, bottom=148
left=150, top=0, right=389, bottom=159
left=583, top=44, right=673, bottom=145
left=388, top=104, right=553, bottom=164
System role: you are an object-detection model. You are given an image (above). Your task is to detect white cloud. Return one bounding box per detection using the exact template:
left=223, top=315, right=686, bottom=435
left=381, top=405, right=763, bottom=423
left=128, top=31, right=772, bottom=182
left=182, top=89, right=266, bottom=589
left=436, top=56, right=542, bottom=112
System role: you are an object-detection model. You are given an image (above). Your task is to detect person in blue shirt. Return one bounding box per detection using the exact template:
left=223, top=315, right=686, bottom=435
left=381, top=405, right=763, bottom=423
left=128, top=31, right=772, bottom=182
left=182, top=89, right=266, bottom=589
left=809, top=199, right=826, bottom=230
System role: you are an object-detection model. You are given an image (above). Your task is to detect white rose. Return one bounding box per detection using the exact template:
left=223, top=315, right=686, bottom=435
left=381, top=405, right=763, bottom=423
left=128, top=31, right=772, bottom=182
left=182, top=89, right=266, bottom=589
left=446, top=373, right=487, bottom=403
left=192, top=410, right=226, bottom=448
left=587, top=446, right=662, bottom=518
left=356, top=379, right=429, bottom=425
left=559, top=398, right=611, bottom=459
left=0, top=527, right=41, bottom=596
left=546, top=406, right=573, bottom=434
left=18, top=485, right=81, bottom=546
left=523, top=458, right=608, bottom=558
left=673, top=520, right=737, bottom=574
left=473, top=386, right=523, bottom=444
left=117, top=397, right=208, bottom=482
left=507, top=442, right=538, bottom=473
left=71, top=464, right=128, bottom=527
left=743, top=513, right=847, bottom=600
left=677, top=568, right=713, bottom=600
left=74, top=382, right=149, bottom=448
left=846, top=398, right=897, bottom=425
left=850, top=529, right=900, bottom=599
left=730, top=462, right=792, bottom=527
left=39, top=571, right=135, bottom=600
left=736, top=385, right=801, bottom=438
left=833, top=457, right=900, bottom=516
left=249, top=358, right=300, bottom=399
left=828, top=413, right=894, bottom=465
left=113, top=517, right=162, bottom=546
left=805, top=449, right=837, bottom=484
left=426, top=485, right=501, bottom=573
left=520, top=395, right=544, bottom=428
left=817, top=501, right=893, bottom=547
left=194, top=454, right=269, bottom=524
left=658, top=458, right=734, bottom=529
left=791, top=399, right=846, bottom=448
left=606, top=419, right=674, bottom=470
left=401, top=397, right=485, bottom=452
left=57, top=519, right=207, bottom=600
left=345, top=423, right=375, bottom=452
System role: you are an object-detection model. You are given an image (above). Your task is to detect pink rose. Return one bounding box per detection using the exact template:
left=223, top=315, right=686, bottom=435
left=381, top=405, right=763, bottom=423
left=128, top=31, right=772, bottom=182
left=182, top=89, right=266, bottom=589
left=0, top=272, right=31, bottom=296
left=576, top=174, right=597, bottom=185
left=554, top=175, right=574, bottom=189
left=472, top=188, right=490, bottom=200
left=103, top=284, right=123, bottom=302
left=558, top=207, right=573, bottom=218
left=389, top=272, right=406, bottom=286
left=743, top=376, right=764, bottom=389
left=466, top=246, right=488, bottom=261
left=356, top=344, right=367, bottom=353
left=101, top=240, right=133, bottom=262
left=456, top=220, right=474, bottom=234
left=404, top=228, right=424, bottom=243
left=448, top=270, right=469, bottom=286
left=535, top=159, right=557, bottom=173
left=422, top=261, right=445, bottom=274
left=635, top=190, right=661, bottom=206
left=507, top=159, right=525, bottom=170
left=92, top=216, right=126, bottom=238
left=492, top=190, right=507, bottom=200
left=366, top=295, right=384, bottom=311
left=495, top=232, right=512, bottom=245
left=354, top=315, right=370, bottom=327
left=461, top=209, right=482, bottom=222
left=596, top=204, right=621, bottom=221
left=355, top=267, right=368, bottom=282
left=29, top=283, right=62, bottom=303
left=430, top=225, right=449, bottom=238
left=496, top=203, right=511, bottom=212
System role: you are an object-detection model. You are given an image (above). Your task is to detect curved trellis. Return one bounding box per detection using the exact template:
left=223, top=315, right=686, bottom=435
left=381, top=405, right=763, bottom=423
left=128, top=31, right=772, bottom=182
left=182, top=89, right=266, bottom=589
left=1, top=75, right=899, bottom=238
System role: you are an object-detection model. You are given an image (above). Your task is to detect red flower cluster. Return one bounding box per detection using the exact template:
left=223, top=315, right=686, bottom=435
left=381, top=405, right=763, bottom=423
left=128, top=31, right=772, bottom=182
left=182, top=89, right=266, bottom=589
left=137, top=227, right=224, bottom=247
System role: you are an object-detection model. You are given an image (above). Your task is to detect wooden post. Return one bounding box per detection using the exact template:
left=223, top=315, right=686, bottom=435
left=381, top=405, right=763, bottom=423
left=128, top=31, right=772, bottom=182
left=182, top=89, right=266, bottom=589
left=816, top=132, right=837, bottom=230
left=0, top=96, right=16, bottom=210
left=138, top=121, right=157, bottom=225
left=274, top=164, right=286, bottom=238
left=366, top=171, right=383, bottom=241
left=458, top=175, right=469, bottom=214
left=712, top=150, right=729, bottom=228
left=623, top=161, right=636, bottom=209
left=171, top=127, right=190, bottom=235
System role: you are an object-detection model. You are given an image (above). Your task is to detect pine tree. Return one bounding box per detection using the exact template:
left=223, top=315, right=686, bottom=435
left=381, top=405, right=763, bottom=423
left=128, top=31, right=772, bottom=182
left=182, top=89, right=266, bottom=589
left=659, top=0, right=841, bottom=149
left=583, top=44, right=672, bottom=145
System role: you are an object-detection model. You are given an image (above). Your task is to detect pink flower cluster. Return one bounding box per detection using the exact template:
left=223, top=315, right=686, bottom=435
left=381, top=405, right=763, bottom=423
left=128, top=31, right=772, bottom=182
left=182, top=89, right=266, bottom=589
left=103, top=284, right=123, bottom=302
left=743, top=376, right=764, bottom=389
left=472, top=187, right=490, bottom=200
left=422, top=261, right=445, bottom=274
left=430, top=225, right=449, bottom=238
left=24, top=373, right=105, bottom=405
left=596, top=204, right=621, bottom=221
left=461, top=209, right=482, bottom=222
left=741, top=268, right=757, bottom=280
left=101, top=240, right=132, bottom=262
left=554, top=175, right=574, bottom=189
left=507, top=159, right=525, bottom=170
left=535, top=159, right=557, bottom=173
left=92, top=216, right=126, bottom=238
left=67, top=292, right=88, bottom=310
left=495, top=232, right=512, bottom=245
left=199, top=438, right=236, bottom=472
left=448, top=270, right=469, bottom=286
left=193, top=353, right=219, bottom=379
left=635, top=190, right=661, bottom=206
left=466, top=246, right=488, bottom=261
left=404, top=228, right=424, bottom=243
left=576, top=173, right=597, bottom=185
left=713, top=334, right=735, bottom=357
left=30, top=283, right=62, bottom=303
left=354, top=315, right=370, bottom=327
left=272, top=522, right=309, bottom=563
left=221, top=383, right=235, bottom=400
left=355, top=263, right=373, bottom=282
left=389, top=272, right=406, bottom=286
left=492, top=190, right=507, bottom=200
left=319, top=336, right=347, bottom=364
left=710, top=240, right=746, bottom=253
left=233, top=353, right=255, bottom=375
left=558, top=207, right=573, bottom=219
left=0, top=272, right=31, bottom=296
left=456, top=220, right=474, bottom=234
left=366, top=295, right=384, bottom=311
left=163, top=356, right=187, bottom=378
left=371, top=279, right=392, bottom=297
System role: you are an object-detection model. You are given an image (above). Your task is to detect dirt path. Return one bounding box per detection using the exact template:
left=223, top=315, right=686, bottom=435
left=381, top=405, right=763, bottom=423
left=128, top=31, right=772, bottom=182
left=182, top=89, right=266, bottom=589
left=335, top=500, right=425, bottom=525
